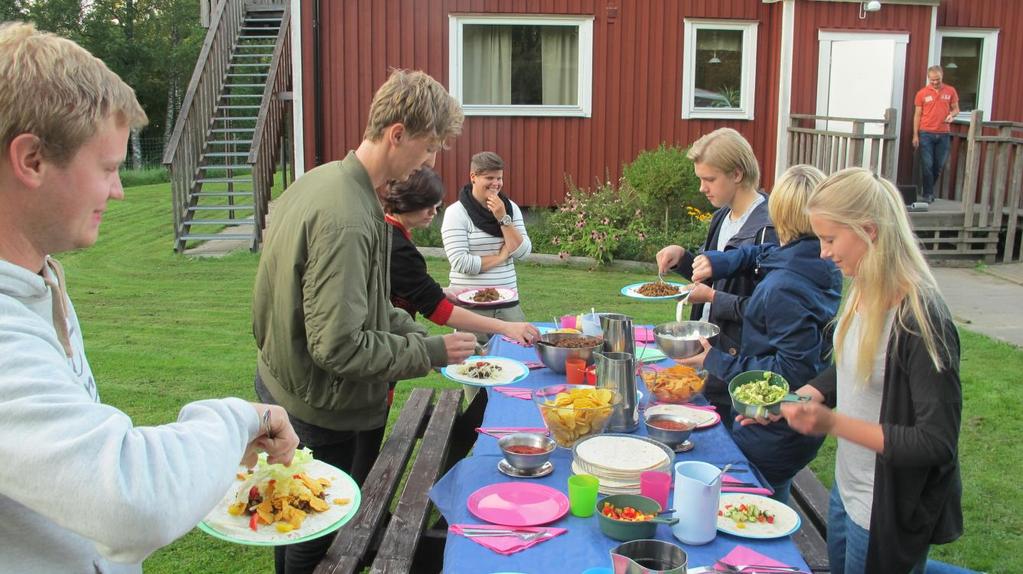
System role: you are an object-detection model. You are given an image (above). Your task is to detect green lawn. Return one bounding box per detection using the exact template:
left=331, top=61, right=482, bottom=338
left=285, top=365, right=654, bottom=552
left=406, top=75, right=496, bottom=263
left=51, top=182, right=1019, bottom=573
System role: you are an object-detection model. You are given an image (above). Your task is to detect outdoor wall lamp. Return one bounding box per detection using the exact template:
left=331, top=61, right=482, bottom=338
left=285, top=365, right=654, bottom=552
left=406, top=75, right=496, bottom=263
left=859, top=1, right=882, bottom=19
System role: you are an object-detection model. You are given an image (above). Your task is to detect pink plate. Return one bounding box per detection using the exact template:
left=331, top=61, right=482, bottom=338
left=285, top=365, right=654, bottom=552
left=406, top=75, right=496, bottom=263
left=467, top=482, right=570, bottom=527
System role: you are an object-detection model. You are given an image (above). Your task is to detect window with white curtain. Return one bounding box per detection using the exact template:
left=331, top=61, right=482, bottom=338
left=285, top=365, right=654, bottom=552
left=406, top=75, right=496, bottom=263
left=936, top=28, right=998, bottom=119
left=449, top=15, right=593, bottom=117
left=682, top=20, right=758, bottom=120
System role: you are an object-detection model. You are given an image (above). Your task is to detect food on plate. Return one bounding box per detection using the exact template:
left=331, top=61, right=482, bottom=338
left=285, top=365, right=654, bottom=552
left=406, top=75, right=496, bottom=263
left=601, top=502, right=655, bottom=522
left=456, top=360, right=505, bottom=381
left=646, top=418, right=695, bottom=431
left=643, top=364, right=705, bottom=403
left=719, top=502, right=775, bottom=528
left=226, top=448, right=338, bottom=533
left=636, top=281, right=681, bottom=297
left=505, top=444, right=551, bottom=455
left=472, top=287, right=501, bottom=302
left=733, top=374, right=787, bottom=405
left=538, top=387, right=616, bottom=447
left=549, top=335, right=602, bottom=349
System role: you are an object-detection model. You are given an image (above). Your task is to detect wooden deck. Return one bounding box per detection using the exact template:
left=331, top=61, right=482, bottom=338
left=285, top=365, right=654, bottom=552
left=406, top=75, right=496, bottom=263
left=909, top=199, right=1001, bottom=263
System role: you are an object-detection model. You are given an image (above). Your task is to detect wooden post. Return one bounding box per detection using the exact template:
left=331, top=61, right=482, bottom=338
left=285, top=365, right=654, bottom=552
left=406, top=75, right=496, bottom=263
left=851, top=120, right=865, bottom=169
left=1004, top=144, right=1023, bottom=263
left=961, top=110, right=984, bottom=231
left=990, top=125, right=1013, bottom=234
left=882, top=108, right=898, bottom=181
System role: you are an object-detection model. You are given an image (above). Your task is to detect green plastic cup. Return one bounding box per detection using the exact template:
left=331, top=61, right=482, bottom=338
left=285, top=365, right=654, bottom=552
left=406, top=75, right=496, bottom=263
left=568, top=474, right=600, bottom=517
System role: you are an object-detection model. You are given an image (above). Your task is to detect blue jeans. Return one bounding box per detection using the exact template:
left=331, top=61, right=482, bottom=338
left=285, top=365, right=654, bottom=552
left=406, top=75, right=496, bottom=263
left=919, top=132, right=952, bottom=200
left=828, top=485, right=928, bottom=574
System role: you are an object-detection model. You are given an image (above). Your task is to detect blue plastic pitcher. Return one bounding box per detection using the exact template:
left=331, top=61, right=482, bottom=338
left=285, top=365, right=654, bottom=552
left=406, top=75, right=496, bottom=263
left=670, top=461, right=722, bottom=545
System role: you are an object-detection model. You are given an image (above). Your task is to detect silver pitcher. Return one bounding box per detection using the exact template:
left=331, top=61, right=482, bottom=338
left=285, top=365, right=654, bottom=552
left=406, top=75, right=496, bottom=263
left=600, top=313, right=636, bottom=357
left=595, top=351, right=639, bottom=433
left=610, top=539, right=689, bottom=573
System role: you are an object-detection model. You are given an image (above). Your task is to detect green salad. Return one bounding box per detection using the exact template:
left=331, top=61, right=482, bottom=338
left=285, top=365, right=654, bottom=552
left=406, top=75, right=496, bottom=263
left=734, top=374, right=786, bottom=405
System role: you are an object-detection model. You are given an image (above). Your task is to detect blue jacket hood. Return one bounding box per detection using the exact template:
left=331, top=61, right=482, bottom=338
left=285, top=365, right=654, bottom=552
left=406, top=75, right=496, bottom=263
left=758, top=236, right=840, bottom=291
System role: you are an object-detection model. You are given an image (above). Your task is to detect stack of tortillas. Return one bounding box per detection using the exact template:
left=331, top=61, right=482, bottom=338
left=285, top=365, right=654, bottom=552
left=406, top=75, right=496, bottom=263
left=571, top=434, right=674, bottom=495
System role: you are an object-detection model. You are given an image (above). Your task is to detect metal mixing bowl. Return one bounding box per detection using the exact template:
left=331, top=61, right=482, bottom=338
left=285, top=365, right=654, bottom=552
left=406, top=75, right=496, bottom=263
left=643, top=413, right=696, bottom=449
left=534, top=332, right=603, bottom=374
left=497, top=432, right=556, bottom=471
left=653, top=321, right=720, bottom=360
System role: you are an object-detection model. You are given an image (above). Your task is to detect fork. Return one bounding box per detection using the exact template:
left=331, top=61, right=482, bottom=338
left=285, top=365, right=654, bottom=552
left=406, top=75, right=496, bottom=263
left=460, top=530, right=552, bottom=542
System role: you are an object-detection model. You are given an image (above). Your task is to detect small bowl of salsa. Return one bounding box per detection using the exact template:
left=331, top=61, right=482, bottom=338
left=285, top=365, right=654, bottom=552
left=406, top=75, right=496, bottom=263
left=644, top=413, right=696, bottom=448
left=498, top=432, right=557, bottom=472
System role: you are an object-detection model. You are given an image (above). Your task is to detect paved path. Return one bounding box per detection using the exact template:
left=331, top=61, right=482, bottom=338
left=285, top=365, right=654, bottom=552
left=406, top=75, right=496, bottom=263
left=934, top=263, right=1023, bottom=347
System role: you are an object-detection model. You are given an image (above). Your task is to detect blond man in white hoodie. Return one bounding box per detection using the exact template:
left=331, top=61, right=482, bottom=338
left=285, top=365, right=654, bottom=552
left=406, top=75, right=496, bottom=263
left=0, top=22, right=300, bottom=574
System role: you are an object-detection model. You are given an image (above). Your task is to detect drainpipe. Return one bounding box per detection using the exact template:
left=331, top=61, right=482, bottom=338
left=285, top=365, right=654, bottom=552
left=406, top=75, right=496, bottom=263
left=313, top=0, right=323, bottom=166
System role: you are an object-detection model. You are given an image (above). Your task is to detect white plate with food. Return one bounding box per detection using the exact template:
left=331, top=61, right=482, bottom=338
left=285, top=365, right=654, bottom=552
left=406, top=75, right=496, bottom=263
left=644, top=403, right=721, bottom=429
left=441, top=356, right=529, bottom=386
left=620, top=281, right=693, bottom=300
left=199, top=449, right=361, bottom=546
left=717, top=493, right=801, bottom=539
left=456, top=287, right=519, bottom=306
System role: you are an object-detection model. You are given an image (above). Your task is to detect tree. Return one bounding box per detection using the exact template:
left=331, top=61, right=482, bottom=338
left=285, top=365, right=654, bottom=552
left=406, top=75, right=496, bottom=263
left=623, top=144, right=707, bottom=233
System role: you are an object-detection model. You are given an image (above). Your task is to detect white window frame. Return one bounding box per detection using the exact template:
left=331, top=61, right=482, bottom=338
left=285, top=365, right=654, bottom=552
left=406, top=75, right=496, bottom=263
left=935, top=28, right=999, bottom=121
left=448, top=14, right=594, bottom=117
left=682, top=19, right=759, bottom=121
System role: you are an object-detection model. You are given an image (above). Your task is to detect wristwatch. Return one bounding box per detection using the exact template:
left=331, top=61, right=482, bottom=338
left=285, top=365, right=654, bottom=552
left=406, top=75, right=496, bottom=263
left=499, top=214, right=512, bottom=226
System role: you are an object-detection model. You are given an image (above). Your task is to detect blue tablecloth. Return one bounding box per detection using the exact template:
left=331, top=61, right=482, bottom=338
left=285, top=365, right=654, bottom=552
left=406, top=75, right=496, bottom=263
left=429, top=328, right=811, bottom=574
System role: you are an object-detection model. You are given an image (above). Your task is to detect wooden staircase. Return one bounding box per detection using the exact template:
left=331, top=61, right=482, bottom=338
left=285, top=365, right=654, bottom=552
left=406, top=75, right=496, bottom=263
left=163, top=1, right=291, bottom=253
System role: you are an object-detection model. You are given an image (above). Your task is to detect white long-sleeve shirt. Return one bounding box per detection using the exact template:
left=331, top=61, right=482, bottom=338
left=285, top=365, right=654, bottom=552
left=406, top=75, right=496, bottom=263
left=441, top=200, right=531, bottom=290
left=0, top=257, right=259, bottom=574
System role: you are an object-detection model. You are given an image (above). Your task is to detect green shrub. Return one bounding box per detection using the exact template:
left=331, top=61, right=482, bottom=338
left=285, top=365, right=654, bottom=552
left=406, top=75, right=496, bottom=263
left=410, top=210, right=445, bottom=247
left=119, top=167, right=170, bottom=187
left=623, top=144, right=707, bottom=233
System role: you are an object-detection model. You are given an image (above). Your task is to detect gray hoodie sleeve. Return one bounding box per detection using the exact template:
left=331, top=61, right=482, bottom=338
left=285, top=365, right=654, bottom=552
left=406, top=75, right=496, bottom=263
left=0, top=307, right=259, bottom=565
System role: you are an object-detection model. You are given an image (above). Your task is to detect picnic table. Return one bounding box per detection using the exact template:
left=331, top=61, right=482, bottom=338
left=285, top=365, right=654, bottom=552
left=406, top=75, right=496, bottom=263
left=429, top=328, right=813, bottom=573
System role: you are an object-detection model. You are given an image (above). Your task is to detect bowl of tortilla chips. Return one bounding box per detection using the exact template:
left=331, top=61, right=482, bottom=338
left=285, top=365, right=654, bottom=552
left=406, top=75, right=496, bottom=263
left=532, top=384, right=621, bottom=448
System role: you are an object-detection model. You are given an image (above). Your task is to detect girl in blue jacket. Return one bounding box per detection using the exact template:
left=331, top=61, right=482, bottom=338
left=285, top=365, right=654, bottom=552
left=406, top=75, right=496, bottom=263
left=680, top=165, right=842, bottom=501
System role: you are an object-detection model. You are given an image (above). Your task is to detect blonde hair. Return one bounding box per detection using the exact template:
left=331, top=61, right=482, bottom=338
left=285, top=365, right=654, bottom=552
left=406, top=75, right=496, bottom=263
left=770, top=164, right=824, bottom=244
left=364, top=69, right=464, bottom=145
left=0, top=22, right=147, bottom=165
left=470, top=151, right=504, bottom=174
left=807, top=168, right=951, bottom=383
left=687, top=128, right=760, bottom=191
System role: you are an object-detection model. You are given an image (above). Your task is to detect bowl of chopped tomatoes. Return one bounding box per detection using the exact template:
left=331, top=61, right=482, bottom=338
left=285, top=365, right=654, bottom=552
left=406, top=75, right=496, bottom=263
left=596, top=494, right=678, bottom=541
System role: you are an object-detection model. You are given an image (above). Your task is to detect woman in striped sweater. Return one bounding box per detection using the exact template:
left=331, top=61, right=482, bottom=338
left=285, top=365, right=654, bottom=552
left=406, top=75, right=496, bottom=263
left=441, top=151, right=532, bottom=343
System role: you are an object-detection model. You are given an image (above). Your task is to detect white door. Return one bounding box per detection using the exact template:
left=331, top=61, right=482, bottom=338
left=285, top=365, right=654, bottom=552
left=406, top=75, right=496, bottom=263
left=816, top=32, right=909, bottom=175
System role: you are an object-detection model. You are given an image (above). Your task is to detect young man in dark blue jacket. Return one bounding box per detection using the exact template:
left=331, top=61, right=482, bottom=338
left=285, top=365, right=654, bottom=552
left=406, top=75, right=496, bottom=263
left=657, top=128, right=777, bottom=424
left=680, top=165, right=842, bottom=501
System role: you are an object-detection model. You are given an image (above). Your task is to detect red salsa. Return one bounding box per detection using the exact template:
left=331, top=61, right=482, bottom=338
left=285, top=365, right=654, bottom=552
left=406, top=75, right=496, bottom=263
left=648, top=419, right=693, bottom=431
left=505, top=445, right=549, bottom=455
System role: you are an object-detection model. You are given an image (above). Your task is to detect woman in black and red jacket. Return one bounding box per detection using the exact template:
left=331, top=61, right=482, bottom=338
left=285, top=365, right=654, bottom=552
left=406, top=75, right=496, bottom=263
left=782, top=168, right=962, bottom=574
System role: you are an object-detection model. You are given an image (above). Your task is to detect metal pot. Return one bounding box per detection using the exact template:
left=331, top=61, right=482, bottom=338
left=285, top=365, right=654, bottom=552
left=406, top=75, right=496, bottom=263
left=610, top=539, right=688, bottom=574
left=534, top=332, right=602, bottom=374
left=652, top=321, right=720, bottom=360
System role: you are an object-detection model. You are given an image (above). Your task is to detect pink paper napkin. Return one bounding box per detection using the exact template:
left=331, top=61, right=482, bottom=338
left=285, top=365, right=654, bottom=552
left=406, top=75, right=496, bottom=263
left=715, top=544, right=803, bottom=572
left=634, top=326, right=655, bottom=343
left=450, top=524, right=566, bottom=555
left=523, top=361, right=545, bottom=370
left=492, top=387, right=534, bottom=400
left=721, top=474, right=773, bottom=496
left=476, top=427, right=549, bottom=438
left=501, top=336, right=534, bottom=347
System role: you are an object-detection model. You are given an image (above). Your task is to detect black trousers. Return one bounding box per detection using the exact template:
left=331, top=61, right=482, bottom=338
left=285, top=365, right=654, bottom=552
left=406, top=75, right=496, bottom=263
left=254, top=372, right=389, bottom=574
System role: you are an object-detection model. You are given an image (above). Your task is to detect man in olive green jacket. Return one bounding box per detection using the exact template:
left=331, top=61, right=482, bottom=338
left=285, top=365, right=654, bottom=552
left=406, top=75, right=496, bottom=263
left=252, top=70, right=477, bottom=574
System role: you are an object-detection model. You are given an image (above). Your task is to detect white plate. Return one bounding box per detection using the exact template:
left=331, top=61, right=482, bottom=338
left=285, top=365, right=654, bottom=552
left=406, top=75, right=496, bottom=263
left=620, top=282, right=693, bottom=300
left=574, top=435, right=671, bottom=473
left=441, top=356, right=529, bottom=387
left=199, top=459, right=360, bottom=546
left=456, top=287, right=518, bottom=306
left=717, top=493, right=802, bottom=539
left=645, top=404, right=721, bottom=429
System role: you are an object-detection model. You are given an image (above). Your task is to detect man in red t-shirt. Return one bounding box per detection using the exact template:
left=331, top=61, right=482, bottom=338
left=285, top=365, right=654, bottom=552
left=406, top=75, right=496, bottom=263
left=913, top=65, right=959, bottom=202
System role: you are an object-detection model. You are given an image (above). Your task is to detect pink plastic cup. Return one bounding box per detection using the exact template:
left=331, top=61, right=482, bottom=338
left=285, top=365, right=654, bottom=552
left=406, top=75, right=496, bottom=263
left=640, top=471, right=672, bottom=509
left=559, top=314, right=577, bottom=330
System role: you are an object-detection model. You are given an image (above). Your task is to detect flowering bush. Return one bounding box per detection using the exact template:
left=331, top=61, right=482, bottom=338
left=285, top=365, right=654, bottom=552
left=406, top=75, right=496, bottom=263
left=543, top=177, right=649, bottom=265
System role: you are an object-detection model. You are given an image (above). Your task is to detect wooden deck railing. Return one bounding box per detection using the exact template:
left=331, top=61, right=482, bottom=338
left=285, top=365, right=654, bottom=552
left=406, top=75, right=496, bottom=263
left=946, top=111, right=1023, bottom=263
left=786, top=109, right=899, bottom=181
left=247, top=3, right=291, bottom=249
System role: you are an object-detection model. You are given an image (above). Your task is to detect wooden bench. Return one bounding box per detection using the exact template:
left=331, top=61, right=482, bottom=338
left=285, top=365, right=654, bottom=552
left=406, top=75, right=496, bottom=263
left=789, top=466, right=831, bottom=573
left=313, top=387, right=474, bottom=574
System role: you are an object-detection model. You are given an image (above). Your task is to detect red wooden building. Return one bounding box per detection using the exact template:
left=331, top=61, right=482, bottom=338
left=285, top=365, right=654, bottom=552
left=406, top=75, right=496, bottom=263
left=287, top=0, right=1020, bottom=207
